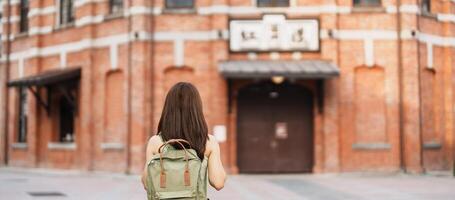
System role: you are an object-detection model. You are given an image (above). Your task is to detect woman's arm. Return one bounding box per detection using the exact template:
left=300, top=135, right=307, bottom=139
left=141, top=135, right=160, bottom=190
left=207, top=135, right=227, bottom=191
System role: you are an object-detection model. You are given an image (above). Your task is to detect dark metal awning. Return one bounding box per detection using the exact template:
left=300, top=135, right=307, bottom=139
left=7, top=67, right=81, bottom=115
left=219, top=60, right=339, bottom=79
left=7, top=67, right=81, bottom=87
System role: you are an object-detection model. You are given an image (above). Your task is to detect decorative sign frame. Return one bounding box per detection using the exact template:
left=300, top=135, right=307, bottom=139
left=229, top=15, right=320, bottom=52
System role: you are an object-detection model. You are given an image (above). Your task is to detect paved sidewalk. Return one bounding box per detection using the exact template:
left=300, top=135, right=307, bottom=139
left=0, top=168, right=454, bottom=200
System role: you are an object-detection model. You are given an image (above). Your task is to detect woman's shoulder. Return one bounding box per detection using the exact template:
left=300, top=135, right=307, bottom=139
left=148, top=134, right=215, bottom=156
left=148, top=134, right=162, bottom=144
left=147, top=134, right=164, bottom=154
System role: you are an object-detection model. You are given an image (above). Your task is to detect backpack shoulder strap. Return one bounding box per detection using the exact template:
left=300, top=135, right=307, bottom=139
left=157, top=139, right=192, bottom=188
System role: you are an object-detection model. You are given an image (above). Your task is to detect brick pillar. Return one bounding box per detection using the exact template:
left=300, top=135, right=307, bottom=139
left=0, top=63, right=5, bottom=166
left=126, top=0, right=153, bottom=174
left=128, top=41, right=151, bottom=174
left=209, top=12, right=230, bottom=172
left=320, top=12, right=340, bottom=173
left=440, top=0, right=455, bottom=175
left=0, top=0, right=12, bottom=167
left=79, top=1, right=98, bottom=171
left=322, top=78, right=340, bottom=172
left=400, top=40, right=424, bottom=173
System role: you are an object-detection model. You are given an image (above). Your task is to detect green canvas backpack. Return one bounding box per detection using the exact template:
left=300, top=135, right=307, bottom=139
left=146, top=138, right=208, bottom=200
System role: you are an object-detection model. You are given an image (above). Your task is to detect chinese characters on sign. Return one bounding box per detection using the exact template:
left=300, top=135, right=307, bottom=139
left=230, top=15, right=319, bottom=52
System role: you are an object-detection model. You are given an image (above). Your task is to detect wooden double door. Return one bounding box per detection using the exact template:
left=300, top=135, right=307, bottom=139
left=237, top=81, right=314, bottom=173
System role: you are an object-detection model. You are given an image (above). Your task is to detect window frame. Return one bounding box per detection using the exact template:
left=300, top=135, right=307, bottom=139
left=353, top=0, right=381, bottom=7
left=256, top=0, right=290, bottom=8
left=19, top=0, right=29, bottom=33
left=58, top=0, right=75, bottom=26
left=421, top=0, right=431, bottom=14
left=109, top=0, right=124, bottom=14
left=164, top=0, right=195, bottom=10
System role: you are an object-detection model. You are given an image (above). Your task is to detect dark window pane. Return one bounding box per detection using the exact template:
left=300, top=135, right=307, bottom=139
left=59, top=97, right=75, bottom=142
left=110, top=0, right=123, bottom=13
left=421, top=0, right=430, bottom=13
left=165, top=0, right=194, bottom=9
left=59, top=0, right=74, bottom=25
left=257, top=0, right=272, bottom=7
left=353, top=0, right=380, bottom=6
left=257, top=0, right=290, bottom=7
left=275, top=0, right=290, bottom=7
left=17, top=87, right=27, bottom=143
left=19, top=0, right=29, bottom=32
left=68, top=0, right=74, bottom=22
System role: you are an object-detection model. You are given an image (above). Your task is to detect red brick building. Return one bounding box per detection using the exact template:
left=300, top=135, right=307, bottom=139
left=0, top=0, right=454, bottom=174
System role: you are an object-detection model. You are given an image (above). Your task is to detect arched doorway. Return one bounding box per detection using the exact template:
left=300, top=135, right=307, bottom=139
left=236, top=81, right=314, bottom=173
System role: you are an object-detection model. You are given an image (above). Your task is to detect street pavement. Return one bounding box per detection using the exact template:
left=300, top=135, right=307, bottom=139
left=0, top=168, right=454, bottom=200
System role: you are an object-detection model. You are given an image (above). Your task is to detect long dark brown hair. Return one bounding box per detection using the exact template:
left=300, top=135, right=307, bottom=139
left=157, top=82, right=208, bottom=159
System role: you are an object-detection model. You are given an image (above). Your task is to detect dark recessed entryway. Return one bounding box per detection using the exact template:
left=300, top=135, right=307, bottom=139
left=237, top=81, right=314, bottom=173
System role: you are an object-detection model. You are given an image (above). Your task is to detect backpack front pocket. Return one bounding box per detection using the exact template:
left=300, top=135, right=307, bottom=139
left=157, top=190, right=195, bottom=199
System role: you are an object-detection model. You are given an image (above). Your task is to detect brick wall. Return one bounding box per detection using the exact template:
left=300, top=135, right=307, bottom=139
left=0, top=0, right=453, bottom=174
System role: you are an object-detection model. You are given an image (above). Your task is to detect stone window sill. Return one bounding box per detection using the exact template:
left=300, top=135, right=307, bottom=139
left=104, top=12, right=124, bottom=21
left=53, top=22, right=75, bottom=32
left=11, top=143, right=28, bottom=149
left=48, top=142, right=76, bottom=150
left=352, top=143, right=391, bottom=150
left=14, top=32, right=28, bottom=40
left=352, top=6, right=386, bottom=13
left=100, top=142, right=125, bottom=151
left=423, top=141, right=442, bottom=150
left=421, top=12, right=437, bottom=20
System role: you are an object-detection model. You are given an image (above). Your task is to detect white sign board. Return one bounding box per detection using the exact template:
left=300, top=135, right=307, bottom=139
left=230, top=15, right=320, bottom=52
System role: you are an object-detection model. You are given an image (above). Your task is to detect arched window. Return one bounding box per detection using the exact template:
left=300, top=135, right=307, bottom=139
left=104, top=71, right=125, bottom=143
left=354, top=67, right=386, bottom=143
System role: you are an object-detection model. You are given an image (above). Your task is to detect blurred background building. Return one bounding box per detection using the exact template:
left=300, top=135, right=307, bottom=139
left=0, top=0, right=454, bottom=174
